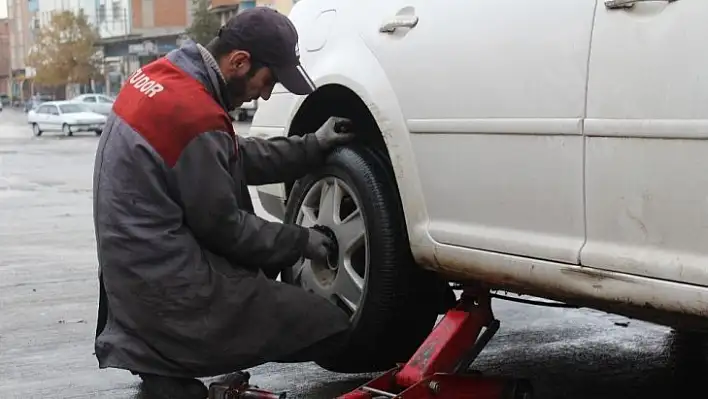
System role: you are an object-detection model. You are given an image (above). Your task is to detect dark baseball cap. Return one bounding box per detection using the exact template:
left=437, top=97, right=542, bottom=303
left=217, top=7, right=316, bottom=95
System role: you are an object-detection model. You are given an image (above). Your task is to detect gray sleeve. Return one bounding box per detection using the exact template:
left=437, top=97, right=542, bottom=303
left=235, top=133, right=324, bottom=186
left=172, top=131, right=309, bottom=269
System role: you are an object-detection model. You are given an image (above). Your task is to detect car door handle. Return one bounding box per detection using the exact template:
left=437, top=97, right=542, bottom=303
left=379, top=15, right=419, bottom=33
left=605, top=0, right=678, bottom=9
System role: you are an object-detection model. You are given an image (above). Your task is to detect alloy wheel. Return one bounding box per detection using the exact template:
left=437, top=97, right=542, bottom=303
left=293, top=177, right=368, bottom=316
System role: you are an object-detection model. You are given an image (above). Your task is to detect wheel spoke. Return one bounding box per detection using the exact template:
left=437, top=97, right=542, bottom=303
left=299, top=206, right=318, bottom=227
left=317, top=179, right=341, bottom=225
left=334, top=209, right=366, bottom=255
left=297, top=177, right=368, bottom=315
left=333, top=263, right=364, bottom=313
left=295, top=260, right=328, bottom=297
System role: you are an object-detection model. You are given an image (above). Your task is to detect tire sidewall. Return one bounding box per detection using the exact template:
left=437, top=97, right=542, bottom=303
left=282, top=146, right=436, bottom=371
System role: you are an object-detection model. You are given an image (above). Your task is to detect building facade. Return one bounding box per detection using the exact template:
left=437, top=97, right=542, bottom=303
left=0, top=19, right=10, bottom=96
left=99, top=0, right=193, bottom=95
left=95, top=0, right=131, bottom=38
left=5, top=0, right=296, bottom=100
left=257, top=0, right=294, bottom=15
left=211, top=0, right=240, bottom=26
left=211, top=0, right=294, bottom=23
left=210, top=0, right=295, bottom=34
left=7, top=0, right=38, bottom=101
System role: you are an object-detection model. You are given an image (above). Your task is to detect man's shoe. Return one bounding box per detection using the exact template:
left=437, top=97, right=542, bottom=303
left=138, top=373, right=208, bottom=399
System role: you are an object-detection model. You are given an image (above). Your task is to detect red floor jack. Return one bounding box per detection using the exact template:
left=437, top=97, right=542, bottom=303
left=338, top=285, right=533, bottom=399
left=207, top=285, right=532, bottom=399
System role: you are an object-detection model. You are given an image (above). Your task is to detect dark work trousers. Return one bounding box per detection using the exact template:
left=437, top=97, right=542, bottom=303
left=274, top=330, right=350, bottom=364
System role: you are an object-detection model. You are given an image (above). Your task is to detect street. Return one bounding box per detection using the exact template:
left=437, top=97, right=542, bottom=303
left=1, top=107, right=706, bottom=399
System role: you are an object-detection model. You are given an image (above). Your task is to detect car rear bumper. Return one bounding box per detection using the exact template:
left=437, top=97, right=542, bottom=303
left=72, top=123, right=105, bottom=131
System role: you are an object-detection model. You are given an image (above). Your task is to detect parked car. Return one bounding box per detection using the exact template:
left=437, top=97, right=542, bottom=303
left=70, top=93, right=115, bottom=116
left=27, top=101, right=106, bottom=137
left=235, top=99, right=258, bottom=121
left=250, top=0, right=708, bottom=373
left=24, top=94, right=54, bottom=113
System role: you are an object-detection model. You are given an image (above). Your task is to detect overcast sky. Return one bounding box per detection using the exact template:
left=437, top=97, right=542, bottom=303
left=0, top=0, right=7, bottom=19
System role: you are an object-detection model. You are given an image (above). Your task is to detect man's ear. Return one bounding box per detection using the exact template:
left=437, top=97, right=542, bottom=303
left=227, top=50, right=252, bottom=77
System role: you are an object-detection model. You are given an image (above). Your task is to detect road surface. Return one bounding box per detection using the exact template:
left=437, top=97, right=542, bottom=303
left=1, top=108, right=706, bottom=399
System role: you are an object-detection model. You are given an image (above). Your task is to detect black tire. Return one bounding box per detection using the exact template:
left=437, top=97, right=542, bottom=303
left=32, top=123, right=42, bottom=137
left=237, top=110, right=247, bottom=122
left=62, top=124, right=73, bottom=137
left=282, top=145, right=441, bottom=373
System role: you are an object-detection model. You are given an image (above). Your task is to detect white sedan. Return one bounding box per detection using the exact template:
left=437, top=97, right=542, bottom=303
left=71, top=93, right=115, bottom=116
left=251, top=0, right=708, bottom=373
left=235, top=99, right=257, bottom=122
left=27, top=101, right=107, bottom=137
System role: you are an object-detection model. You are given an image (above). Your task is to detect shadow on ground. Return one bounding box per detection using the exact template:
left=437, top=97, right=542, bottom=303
left=127, top=331, right=708, bottom=399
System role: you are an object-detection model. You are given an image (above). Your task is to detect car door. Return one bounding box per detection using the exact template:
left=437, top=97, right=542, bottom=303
left=46, top=105, right=61, bottom=131
left=582, top=0, right=708, bottom=286
left=96, top=95, right=114, bottom=115
left=355, top=0, right=596, bottom=264
left=33, top=105, right=49, bottom=130
left=81, top=95, right=98, bottom=113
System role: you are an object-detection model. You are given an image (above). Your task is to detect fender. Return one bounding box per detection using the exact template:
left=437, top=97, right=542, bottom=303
left=251, top=33, right=437, bottom=267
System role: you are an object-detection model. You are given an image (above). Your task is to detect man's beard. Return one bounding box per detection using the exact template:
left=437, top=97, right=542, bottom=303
left=225, top=75, right=248, bottom=107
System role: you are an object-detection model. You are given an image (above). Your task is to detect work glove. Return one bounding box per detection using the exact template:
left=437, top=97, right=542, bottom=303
left=303, top=227, right=335, bottom=265
left=314, top=116, right=356, bottom=151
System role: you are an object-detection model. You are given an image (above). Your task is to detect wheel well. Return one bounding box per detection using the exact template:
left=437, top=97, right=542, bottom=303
left=285, top=84, right=390, bottom=196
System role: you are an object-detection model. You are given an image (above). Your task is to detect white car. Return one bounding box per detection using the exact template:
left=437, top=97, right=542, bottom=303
left=235, top=99, right=258, bottom=122
left=251, top=0, right=708, bottom=372
left=71, top=93, right=115, bottom=116
left=27, top=101, right=106, bottom=137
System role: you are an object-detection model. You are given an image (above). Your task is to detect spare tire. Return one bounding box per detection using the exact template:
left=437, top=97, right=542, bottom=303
left=282, top=144, right=442, bottom=373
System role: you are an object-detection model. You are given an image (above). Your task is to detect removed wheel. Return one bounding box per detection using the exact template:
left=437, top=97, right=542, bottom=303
left=32, top=123, right=42, bottom=137
left=282, top=145, right=441, bottom=373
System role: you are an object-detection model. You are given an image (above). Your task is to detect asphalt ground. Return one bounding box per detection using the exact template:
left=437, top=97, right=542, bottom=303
left=1, top=107, right=706, bottom=399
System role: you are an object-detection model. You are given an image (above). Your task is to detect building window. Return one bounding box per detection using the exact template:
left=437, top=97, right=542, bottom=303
left=239, top=0, right=255, bottom=11
left=98, top=4, right=106, bottom=23
left=112, top=1, right=123, bottom=22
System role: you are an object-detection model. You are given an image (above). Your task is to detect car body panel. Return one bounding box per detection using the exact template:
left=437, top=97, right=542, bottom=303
left=28, top=101, right=106, bottom=132
left=252, top=14, right=435, bottom=255
left=582, top=0, right=708, bottom=287
left=239, top=99, right=258, bottom=110
left=72, top=94, right=114, bottom=116
left=251, top=0, right=708, bottom=327
left=355, top=0, right=595, bottom=264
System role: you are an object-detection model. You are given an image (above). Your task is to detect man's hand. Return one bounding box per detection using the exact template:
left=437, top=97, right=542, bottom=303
left=314, top=117, right=356, bottom=151
left=303, top=227, right=335, bottom=264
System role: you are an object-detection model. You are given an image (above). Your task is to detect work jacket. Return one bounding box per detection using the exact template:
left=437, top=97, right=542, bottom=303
left=92, top=40, right=350, bottom=377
